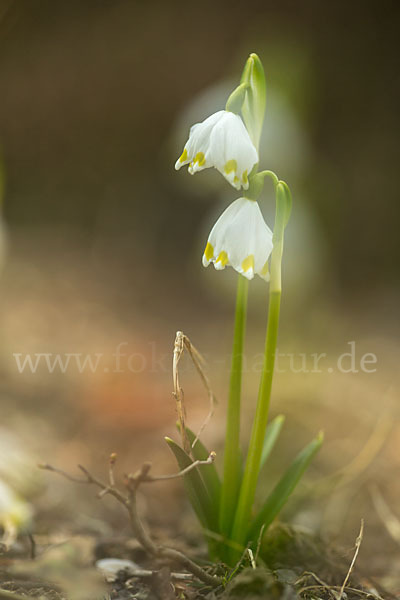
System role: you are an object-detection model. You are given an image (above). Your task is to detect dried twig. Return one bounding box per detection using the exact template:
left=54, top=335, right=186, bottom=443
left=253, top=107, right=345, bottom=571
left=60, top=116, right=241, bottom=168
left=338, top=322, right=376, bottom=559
left=126, top=569, right=193, bottom=581
left=296, top=571, right=338, bottom=600
left=173, top=331, right=190, bottom=453
left=247, top=548, right=256, bottom=569
left=109, top=452, right=117, bottom=487
left=40, top=457, right=222, bottom=588
left=226, top=543, right=252, bottom=583
left=172, top=331, right=217, bottom=453
left=141, top=452, right=216, bottom=481
left=339, top=519, right=364, bottom=600
left=181, top=334, right=217, bottom=449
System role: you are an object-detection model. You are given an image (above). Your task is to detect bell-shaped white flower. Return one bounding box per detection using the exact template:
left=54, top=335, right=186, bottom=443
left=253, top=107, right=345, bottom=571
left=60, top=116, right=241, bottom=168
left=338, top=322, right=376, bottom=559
left=202, top=198, right=273, bottom=281
left=175, top=110, right=258, bottom=190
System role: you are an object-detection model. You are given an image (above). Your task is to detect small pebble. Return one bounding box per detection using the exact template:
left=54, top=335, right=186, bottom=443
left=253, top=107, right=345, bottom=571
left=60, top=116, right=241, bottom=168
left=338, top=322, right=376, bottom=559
left=95, top=558, right=141, bottom=580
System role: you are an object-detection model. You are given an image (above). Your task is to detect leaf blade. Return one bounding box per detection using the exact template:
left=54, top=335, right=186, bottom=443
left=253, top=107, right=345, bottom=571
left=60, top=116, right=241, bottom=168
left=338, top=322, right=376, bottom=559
left=165, top=437, right=217, bottom=531
left=260, top=415, right=285, bottom=469
left=184, top=427, right=221, bottom=510
left=248, top=431, right=323, bottom=540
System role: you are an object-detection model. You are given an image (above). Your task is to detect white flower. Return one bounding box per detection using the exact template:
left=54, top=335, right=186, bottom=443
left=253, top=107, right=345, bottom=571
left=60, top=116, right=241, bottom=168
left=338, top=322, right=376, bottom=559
left=175, top=110, right=258, bottom=190
left=202, top=198, right=273, bottom=281
left=0, top=479, right=32, bottom=547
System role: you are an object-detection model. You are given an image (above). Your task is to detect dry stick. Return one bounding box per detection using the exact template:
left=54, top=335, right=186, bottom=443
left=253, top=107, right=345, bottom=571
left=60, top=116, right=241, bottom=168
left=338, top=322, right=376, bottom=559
left=339, top=519, right=364, bottom=600
left=226, top=543, right=251, bottom=583
left=247, top=548, right=256, bottom=569
left=297, top=571, right=337, bottom=600
left=126, top=570, right=193, bottom=581
left=172, top=331, right=217, bottom=453
left=41, top=454, right=215, bottom=486
left=173, top=331, right=191, bottom=453
left=181, top=334, right=217, bottom=450
left=109, top=452, right=117, bottom=487
left=142, top=453, right=216, bottom=481
left=40, top=460, right=223, bottom=588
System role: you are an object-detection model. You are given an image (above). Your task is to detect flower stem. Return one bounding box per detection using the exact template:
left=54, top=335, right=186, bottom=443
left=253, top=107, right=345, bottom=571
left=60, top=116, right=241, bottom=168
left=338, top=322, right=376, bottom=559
left=219, top=274, right=249, bottom=537
left=230, top=181, right=287, bottom=550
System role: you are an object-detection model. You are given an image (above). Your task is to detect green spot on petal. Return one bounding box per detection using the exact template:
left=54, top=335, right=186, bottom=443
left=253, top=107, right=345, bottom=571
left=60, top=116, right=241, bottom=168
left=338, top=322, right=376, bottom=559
left=224, top=159, right=238, bottom=174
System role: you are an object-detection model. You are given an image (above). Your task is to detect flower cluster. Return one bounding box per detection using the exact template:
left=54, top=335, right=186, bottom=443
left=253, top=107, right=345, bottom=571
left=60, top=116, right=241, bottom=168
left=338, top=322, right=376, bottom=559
left=175, top=98, right=273, bottom=281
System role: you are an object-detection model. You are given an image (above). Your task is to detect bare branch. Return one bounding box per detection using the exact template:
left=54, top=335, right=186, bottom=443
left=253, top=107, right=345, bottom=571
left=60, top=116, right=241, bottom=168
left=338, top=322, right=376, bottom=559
left=126, top=570, right=193, bottom=581
left=140, top=452, right=216, bottom=482
left=247, top=548, right=256, bottom=569
left=39, top=462, right=128, bottom=504
left=41, top=461, right=223, bottom=588
left=172, top=331, right=217, bottom=453
left=182, top=335, right=217, bottom=450
left=339, top=519, right=364, bottom=600
left=38, top=463, right=88, bottom=484
left=109, top=452, right=117, bottom=487
left=173, top=331, right=190, bottom=453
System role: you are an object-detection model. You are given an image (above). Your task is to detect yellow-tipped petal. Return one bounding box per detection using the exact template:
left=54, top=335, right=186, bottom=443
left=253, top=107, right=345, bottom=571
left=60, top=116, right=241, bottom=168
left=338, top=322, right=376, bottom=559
left=179, top=148, right=188, bottom=163
left=204, top=242, right=214, bottom=261
left=224, top=159, right=238, bottom=175
left=260, top=260, right=269, bottom=277
left=241, top=254, right=255, bottom=273
left=194, top=152, right=206, bottom=166
left=216, top=251, right=229, bottom=267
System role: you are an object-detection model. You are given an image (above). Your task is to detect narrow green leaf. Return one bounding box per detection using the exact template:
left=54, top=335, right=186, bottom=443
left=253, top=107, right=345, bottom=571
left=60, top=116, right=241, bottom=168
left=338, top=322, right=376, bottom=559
left=248, top=432, right=323, bottom=540
left=165, top=437, right=217, bottom=531
left=260, top=415, right=285, bottom=469
left=182, top=426, right=221, bottom=510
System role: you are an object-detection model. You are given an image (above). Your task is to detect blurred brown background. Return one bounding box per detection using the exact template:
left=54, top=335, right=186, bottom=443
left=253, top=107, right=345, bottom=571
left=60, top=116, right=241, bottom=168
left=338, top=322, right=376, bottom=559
left=0, top=0, right=399, bottom=590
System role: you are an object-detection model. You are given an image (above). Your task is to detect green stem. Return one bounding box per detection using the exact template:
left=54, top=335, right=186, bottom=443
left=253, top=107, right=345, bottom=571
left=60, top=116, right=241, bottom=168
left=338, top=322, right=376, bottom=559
left=219, top=274, right=249, bottom=537
left=230, top=182, right=287, bottom=550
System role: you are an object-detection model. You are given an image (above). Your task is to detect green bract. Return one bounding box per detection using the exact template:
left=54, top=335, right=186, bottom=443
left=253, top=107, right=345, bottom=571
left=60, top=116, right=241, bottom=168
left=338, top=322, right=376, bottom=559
left=240, top=53, right=266, bottom=151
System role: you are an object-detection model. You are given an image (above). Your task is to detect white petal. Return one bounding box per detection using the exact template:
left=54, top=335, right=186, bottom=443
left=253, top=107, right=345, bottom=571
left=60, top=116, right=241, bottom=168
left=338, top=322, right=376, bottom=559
left=175, top=111, right=225, bottom=171
left=175, top=110, right=258, bottom=190
left=202, top=198, right=273, bottom=281
left=208, top=112, right=258, bottom=189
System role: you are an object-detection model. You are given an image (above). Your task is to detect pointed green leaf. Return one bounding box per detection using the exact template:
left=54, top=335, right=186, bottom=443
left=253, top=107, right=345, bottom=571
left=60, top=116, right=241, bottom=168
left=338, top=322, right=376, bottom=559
left=260, top=415, right=285, bottom=469
left=248, top=432, right=323, bottom=540
left=182, top=427, right=221, bottom=509
left=165, top=437, right=217, bottom=531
